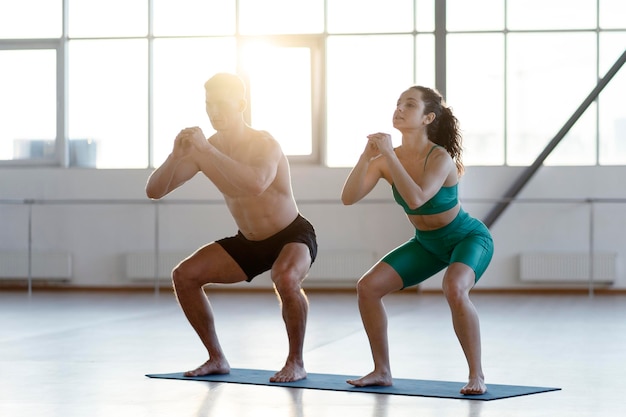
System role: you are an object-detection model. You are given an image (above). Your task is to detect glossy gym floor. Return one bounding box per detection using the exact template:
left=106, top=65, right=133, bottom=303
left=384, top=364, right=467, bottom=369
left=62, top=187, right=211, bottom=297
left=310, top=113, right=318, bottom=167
left=1, top=289, right=624, bottom=417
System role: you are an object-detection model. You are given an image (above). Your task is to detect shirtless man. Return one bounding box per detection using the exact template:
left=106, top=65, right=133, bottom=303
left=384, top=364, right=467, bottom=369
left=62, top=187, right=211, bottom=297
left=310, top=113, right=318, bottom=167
left=145, top=72, right=317, bottom=383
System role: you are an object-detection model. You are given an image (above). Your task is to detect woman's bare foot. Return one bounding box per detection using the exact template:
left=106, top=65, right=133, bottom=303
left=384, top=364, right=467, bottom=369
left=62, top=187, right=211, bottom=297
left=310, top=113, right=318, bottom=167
left=346, top=370, right=393, bottom=387
left=270, top=362, right=307, bottom=382
left=460, top=376, right=487, bottom=395
left=183, top=359, right=230, bottom=377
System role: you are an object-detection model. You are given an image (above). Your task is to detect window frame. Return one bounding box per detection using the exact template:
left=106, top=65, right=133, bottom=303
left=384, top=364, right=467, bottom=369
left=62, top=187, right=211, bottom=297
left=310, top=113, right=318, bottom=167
left=0, top=39, right=68, bottom=167
left=237, top=35, right=325, bottom=164
left=0, top=0, right=624, bottom=168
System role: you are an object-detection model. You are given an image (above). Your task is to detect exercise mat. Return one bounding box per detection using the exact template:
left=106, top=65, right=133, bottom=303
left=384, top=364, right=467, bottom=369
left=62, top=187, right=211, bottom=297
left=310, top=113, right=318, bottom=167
left=146, top=368, right=560, bottom=401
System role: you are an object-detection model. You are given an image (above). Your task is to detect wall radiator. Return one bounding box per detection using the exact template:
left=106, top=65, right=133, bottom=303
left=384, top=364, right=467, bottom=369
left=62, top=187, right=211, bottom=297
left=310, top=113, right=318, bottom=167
left=519, top=252, right=617, bottom=284
left=124, top=251, right=187, bottom=281
left=125, top=250, right=377, bottom=288
left=0, top=251, right=72, bottom=280
left=307, top=249, right=377, bottom=287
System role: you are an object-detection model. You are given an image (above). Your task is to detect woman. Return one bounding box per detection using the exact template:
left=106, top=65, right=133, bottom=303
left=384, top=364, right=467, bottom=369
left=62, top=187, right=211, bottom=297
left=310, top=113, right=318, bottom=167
left=341, top=86, right=494, bottom=395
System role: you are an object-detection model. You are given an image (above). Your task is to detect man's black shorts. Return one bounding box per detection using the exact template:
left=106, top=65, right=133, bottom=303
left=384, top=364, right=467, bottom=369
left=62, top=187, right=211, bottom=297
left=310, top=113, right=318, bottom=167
left=216, top=214, right=317, bottom=282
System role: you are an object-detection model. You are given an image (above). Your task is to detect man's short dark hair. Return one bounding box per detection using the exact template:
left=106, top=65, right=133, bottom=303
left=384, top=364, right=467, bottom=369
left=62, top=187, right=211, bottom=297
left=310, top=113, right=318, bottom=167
left=204, top=73, right=246, bottom=99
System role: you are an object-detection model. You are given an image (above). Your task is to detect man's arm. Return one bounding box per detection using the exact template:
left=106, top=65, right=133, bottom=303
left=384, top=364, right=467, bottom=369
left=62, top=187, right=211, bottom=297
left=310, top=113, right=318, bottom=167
left=145, top=130, right=200, bottom=199
left=188, top=128, right=283, bottom=197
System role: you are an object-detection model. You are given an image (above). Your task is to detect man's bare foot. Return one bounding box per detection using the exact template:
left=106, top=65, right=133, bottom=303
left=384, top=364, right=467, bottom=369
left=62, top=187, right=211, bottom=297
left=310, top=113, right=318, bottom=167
left=460, top=376, right=487, bottom=395
left=270, top=362, right=307, bottom=382
left=346, top=370, right=393, bottom=387
left=183, top=359, right=230, bottom=377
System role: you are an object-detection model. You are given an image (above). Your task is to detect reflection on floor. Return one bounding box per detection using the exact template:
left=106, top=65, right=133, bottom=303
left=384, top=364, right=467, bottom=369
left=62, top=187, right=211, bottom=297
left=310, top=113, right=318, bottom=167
left=1, top=289, right=624, bottom=417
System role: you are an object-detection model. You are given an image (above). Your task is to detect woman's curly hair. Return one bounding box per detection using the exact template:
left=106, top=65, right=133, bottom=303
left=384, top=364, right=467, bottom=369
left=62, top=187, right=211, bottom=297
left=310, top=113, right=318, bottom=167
left=411, top=86, right=464, bottom=176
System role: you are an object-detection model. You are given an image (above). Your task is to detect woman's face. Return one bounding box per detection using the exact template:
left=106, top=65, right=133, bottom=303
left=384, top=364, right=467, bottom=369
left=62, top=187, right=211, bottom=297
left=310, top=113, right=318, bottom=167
left=393, top=89, right=430, bottom=130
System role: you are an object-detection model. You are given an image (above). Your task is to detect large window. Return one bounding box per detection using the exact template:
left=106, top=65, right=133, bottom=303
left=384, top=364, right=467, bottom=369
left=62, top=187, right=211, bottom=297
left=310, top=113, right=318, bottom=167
left=446, top=0, right=626, bottom=166
left=325, top=0, right=435, bottom=167
left=0, top=48, right=58, bottom=165
left=0, top=0, right=624, bottom=168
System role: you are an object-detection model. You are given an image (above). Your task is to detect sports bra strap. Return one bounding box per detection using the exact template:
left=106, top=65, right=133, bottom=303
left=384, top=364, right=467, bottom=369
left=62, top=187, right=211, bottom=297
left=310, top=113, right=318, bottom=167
left=423, top=145, right=442, bottom=170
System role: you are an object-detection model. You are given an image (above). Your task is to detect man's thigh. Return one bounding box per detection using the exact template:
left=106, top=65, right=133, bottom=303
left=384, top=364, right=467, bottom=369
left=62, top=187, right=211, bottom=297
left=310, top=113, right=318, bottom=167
left=181, top=242, right=248, bottom=284
left=271, top=242, right=312, bottom=284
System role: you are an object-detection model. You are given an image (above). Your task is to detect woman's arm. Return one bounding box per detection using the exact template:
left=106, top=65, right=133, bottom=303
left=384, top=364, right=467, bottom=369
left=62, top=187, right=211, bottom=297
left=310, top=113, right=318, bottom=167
left=368, top=133, right=452, bottom=210
left=341, top=139, right=385, bottom=205
left=388, top=149, right=452, bottom=210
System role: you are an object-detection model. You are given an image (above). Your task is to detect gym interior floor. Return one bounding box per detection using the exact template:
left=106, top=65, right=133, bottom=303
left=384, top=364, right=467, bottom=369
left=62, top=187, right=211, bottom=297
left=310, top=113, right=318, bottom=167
left=1, top=288, right=624, bottom=417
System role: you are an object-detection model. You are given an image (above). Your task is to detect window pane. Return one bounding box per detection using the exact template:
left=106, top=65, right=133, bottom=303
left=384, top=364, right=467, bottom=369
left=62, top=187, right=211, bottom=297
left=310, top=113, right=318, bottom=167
left=507, top=0, right=597, bottom=30
left=416, top=34, right=436, bottom=87
left=447, top=0, right=504, bottom=31
left=153, top=38, right=236, bottom=166
left=416, top=0, right=435, bottom=32
left=0, top=0, right=61, bottom=38
left=69, top=0, right=147, bottom=37
left=0, top=50, right=56, bottom=162
left=153, top=0, right=235, bottom=36
left=327, top=0, right=414, bottom=33
left=447, top=34, right=504, bottom=166
left=243, top=45, right=313, bottom=156
left=68, top=40, right=148, bottom=168
left=239, top=0, right=323, bottom=35
left=507, top=33, right=597, bottom=166
left=326, top=35, right=414, bottom=167
left=600, top=0, right=626, bottom=29
left=543, top=104, right=596, bottom=165
left=599, top=32, right=626, bottom=165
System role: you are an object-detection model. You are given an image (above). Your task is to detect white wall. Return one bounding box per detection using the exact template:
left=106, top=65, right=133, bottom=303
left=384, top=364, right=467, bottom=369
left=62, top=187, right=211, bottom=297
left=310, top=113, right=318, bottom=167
left=1, top=165, right=625, bottom=291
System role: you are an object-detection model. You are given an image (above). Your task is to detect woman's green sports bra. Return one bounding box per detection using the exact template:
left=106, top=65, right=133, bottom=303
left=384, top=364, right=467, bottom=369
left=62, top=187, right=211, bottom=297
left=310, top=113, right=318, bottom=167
left=391, top=145, right=459, bottom=215
left=392, top=182, right=458, bottom=215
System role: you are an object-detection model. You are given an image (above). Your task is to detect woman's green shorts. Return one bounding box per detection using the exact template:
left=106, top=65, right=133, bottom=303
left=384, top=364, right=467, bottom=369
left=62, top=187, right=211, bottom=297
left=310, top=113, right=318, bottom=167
left=381, top=208, right=494, bottom=288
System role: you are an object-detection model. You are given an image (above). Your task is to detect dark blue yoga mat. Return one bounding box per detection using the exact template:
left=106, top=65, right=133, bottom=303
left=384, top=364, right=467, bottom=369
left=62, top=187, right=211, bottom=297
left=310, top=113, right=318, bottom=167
left=146, top=368, right=560, bottom=401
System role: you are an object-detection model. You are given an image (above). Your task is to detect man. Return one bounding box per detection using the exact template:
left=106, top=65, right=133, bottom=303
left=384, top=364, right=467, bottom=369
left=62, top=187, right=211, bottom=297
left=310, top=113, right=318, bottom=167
left=145, top=72, right=317, bottom=383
